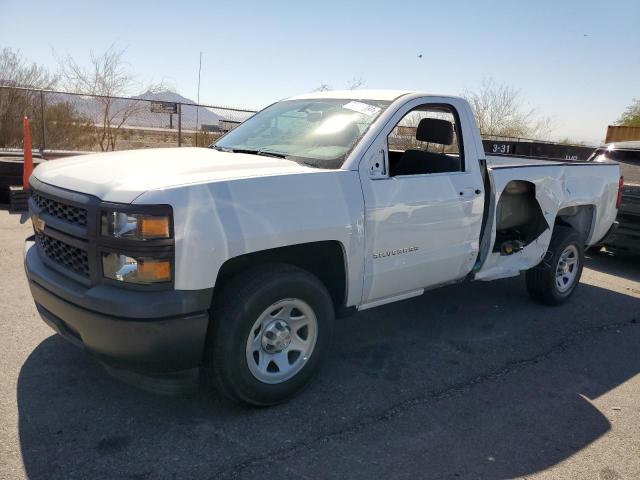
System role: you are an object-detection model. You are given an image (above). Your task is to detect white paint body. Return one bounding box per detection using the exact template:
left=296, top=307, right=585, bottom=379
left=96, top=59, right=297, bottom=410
left=31, top=91, right=620, bottom=310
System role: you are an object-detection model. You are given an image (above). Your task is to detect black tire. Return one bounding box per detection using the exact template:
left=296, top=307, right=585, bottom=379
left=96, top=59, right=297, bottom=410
left=206, top=263, right=334, bottom=406
left=525, top=226, right=584, bottom=305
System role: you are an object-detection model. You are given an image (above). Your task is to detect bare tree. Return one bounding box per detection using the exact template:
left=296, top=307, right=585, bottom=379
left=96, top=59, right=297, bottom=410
left=0, top=47, right=57, bottom=148
left=58, top=44, right=152, bottom=151
left=0, top=47, right=57, bottom=89
left=615, top=99, right=640, bottom=127
left=346, top=76, right=366, bottom=90
left=463, top=78, right=555, bottom=140
left=313, top=83, right=333, bottom=92
left=313, top=77, right=367, bottom=92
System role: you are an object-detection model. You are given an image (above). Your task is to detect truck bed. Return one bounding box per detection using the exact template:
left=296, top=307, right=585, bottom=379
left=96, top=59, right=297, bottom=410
left=475, top=156, right=620, bottom=281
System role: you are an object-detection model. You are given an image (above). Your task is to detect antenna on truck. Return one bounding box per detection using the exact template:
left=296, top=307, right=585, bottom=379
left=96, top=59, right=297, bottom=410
left=195, top=51, right=203, bottom=146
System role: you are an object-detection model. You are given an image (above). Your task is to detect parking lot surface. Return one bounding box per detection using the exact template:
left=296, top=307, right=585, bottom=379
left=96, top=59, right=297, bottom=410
left=1, top=209, right=639, bottom=480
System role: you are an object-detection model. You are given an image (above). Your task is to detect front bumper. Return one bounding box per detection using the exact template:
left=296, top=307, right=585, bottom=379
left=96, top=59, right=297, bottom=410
left=25, top=238, right=213, bottom=387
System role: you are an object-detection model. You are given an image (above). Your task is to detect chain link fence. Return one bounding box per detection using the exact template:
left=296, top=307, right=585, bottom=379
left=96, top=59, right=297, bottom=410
left=0, top=85, right=596, bottom=161
left=0, top=85, right=257, bottom=153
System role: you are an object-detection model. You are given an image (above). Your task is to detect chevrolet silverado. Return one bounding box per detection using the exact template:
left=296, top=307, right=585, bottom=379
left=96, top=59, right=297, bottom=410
left=24, top=90, right=622, bottom=405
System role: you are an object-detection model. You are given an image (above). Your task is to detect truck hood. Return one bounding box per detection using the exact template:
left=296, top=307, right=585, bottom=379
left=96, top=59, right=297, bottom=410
left=32, top=147, right=317, bottom=203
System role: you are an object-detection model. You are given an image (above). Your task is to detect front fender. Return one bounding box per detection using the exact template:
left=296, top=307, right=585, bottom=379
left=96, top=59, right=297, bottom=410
left=134, top=171, right=366, bottom=306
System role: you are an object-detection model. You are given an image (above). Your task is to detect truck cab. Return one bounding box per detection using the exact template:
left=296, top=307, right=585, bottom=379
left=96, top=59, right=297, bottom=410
left=351, top=95, right=486, bottom=305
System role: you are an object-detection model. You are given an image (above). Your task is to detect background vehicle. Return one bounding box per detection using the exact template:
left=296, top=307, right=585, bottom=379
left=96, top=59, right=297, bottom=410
left=24, top=91, right=621, bottom=405
left=0, top=150, right=45, bottom=204
left=588, top=141, right=640, bottom=254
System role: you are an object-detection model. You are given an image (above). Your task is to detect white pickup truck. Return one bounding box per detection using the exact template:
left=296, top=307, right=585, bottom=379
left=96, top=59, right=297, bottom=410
left=24, top=90, right=622, bottom=405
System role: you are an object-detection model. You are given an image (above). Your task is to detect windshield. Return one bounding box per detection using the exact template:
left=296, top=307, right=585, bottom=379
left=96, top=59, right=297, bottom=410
left=588, top=148, right=640, bottom=185
left=213, top=98, right=391, bottom=169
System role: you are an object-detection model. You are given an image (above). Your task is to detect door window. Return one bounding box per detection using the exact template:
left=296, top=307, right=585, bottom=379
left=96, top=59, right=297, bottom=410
left=387, top=105, right=464, bottom=176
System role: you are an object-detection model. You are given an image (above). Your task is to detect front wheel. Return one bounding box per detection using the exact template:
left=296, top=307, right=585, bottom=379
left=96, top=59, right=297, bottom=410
left=525, top=226, right=584, bottom=305
left=206, top=264, right=334, bottom=406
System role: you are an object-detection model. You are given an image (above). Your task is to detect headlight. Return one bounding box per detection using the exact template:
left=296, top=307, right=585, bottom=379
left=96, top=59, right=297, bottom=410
left=102, top=252, right=172, bottom=284
left=101, top=211, right=171, bottom=240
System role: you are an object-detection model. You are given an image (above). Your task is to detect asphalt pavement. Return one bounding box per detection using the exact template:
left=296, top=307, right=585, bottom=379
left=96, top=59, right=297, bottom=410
left=1, top=208, right=639, bottom=480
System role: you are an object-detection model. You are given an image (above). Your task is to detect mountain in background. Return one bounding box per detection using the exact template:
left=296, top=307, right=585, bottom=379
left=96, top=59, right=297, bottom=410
left=135, top=90, right=197, bottom=104
left=129, top=90, right=224, bottom=129
left=48, top=89, right=253, bottom=130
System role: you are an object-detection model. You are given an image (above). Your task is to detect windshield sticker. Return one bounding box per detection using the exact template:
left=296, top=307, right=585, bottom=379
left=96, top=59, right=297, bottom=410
left=343, top=101, right=381, bottom=116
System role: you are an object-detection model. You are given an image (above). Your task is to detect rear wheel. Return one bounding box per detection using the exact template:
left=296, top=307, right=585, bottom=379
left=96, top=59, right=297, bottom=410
left=206, top=263, right=334, bottom=406
left=525, top=227, right=584, bottom=305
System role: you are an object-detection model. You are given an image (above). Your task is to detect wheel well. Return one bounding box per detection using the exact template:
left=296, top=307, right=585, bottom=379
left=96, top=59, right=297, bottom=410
left=214, top=241, right=347, bottom=308
left=494, top=180, right=549, bottom=252
left=555, top=205, right=595, bottom=243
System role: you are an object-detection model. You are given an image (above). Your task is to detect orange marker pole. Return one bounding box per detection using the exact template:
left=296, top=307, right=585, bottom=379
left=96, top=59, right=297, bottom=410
left=23, top=116, right=33, bottom=190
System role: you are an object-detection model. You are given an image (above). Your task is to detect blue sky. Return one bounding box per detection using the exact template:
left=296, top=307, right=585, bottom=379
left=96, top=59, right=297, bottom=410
left=1, top=0, right=639, bottom=143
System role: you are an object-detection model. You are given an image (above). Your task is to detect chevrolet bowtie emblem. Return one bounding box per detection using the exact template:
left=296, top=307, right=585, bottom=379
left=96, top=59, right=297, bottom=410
left=31, top=214, right=46, bottom=234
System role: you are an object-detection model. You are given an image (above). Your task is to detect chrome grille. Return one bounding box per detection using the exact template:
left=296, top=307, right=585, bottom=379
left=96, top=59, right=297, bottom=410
left=32, top=192, right=88, bottom=227
left=36, top=233, right=90, bottom=277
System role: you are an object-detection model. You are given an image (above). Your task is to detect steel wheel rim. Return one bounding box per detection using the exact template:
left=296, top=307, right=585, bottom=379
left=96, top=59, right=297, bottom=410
left=245, top=298, right=318, bottom=384
left=555, top=244, right=579, bottom=292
